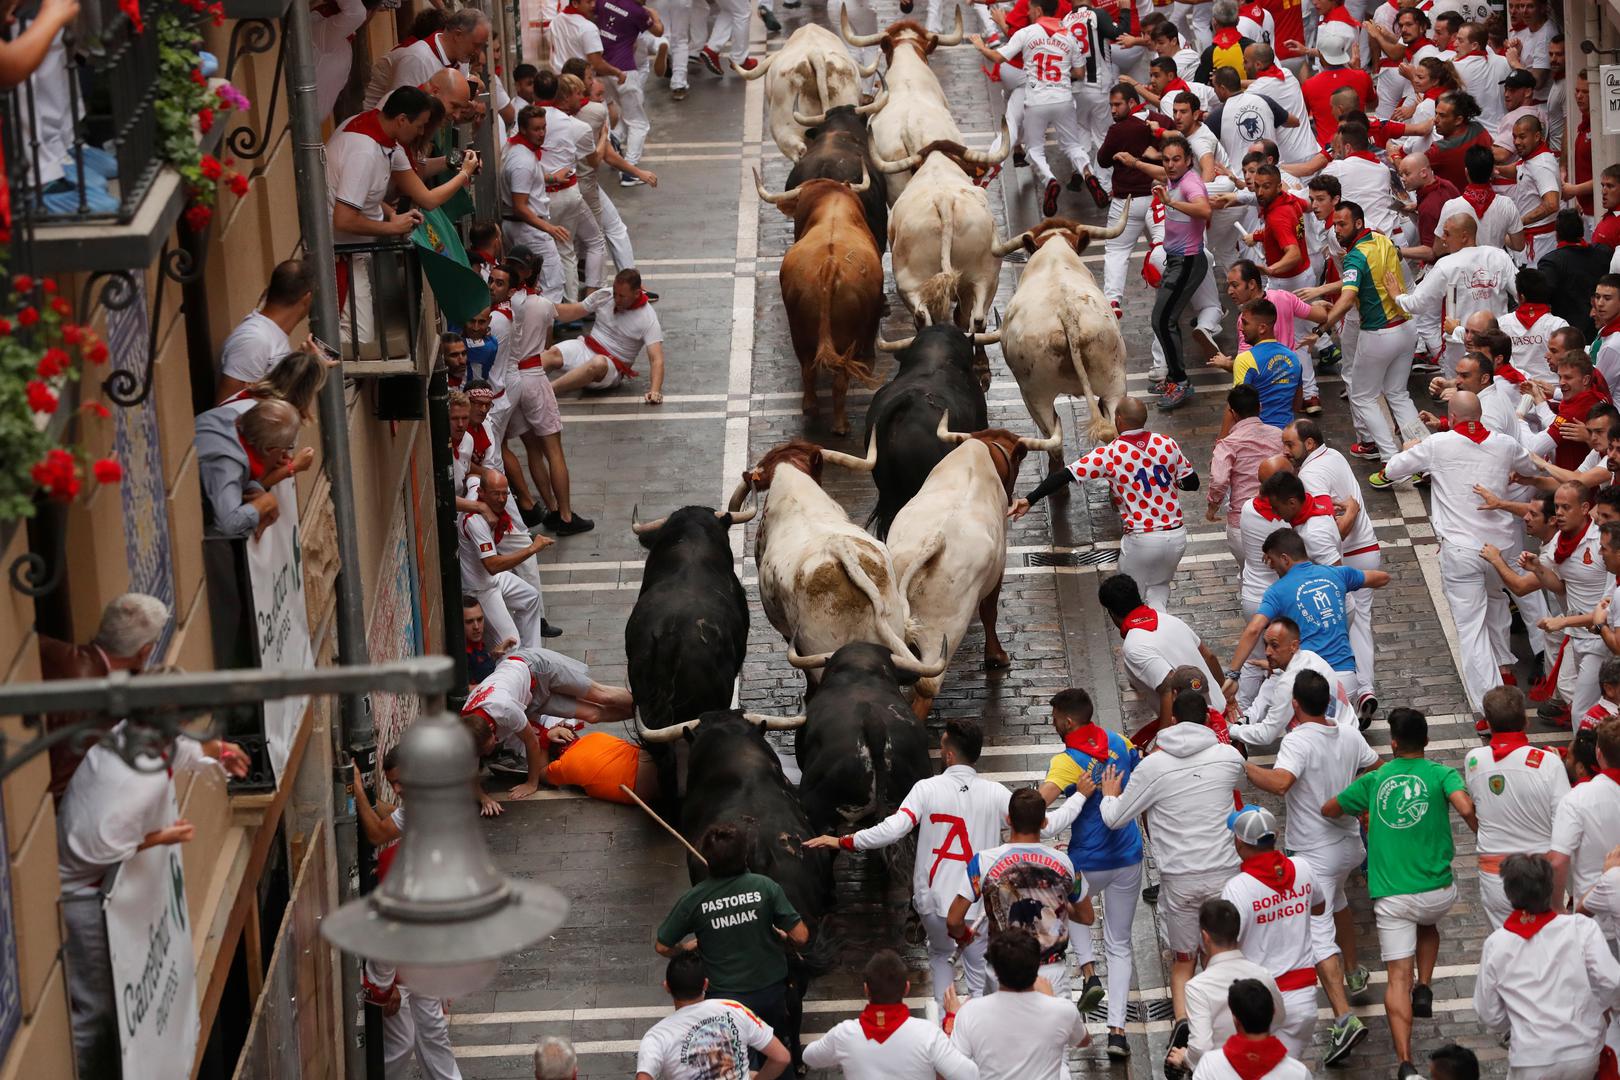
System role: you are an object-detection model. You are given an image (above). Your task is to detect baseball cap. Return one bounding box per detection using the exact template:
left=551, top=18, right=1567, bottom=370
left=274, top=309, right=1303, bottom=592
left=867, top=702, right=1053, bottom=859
left=1227, top=805, right=1279, bottom=845
left=1500, top=69, right=1536, bottom=90
left=1316, top=24, right=1355, bottom=67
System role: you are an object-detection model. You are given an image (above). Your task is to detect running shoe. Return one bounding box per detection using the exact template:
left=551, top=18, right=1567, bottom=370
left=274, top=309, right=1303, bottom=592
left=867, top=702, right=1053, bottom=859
left=487, top=749, right=527, bottom=776
left=671, top=86, right=688, bottom=101
left=1077, top=973, right=1106, bottom=1012
left=1106, top=1032, right=1130, bottom=1059
left=1302, top=395, right=1323, bottom=415
left=1348, top=441, right=1382, bottom=460
left=1411, top=351, right=1439, bottom=374
left=1499, top=668, right=1517, bottom=687
left=1537, top=698, right=1571, bottom=721
left=758, top=5, right=781, bottom=32
left=1315, top=343, right=1343, bottom=370
left=1543, top=704, right=1573, bottom=730
left=1086, top=173, right=1110, bottom=208
left=1345, top=964, right=1371, bottom=996
left=519, top=504, right=546, bottom=527
left=1157, top=381, right=1191, bottom=410
left=1475, top=716, right=1490, bottom=736
left=1111, top=299, right=1123, bottom=320
left=1367, top=470, right=1404, bottom=490
left=700, top=46, right=723, bottom=75
left=1066, top=172, right=1087, bottom=192
left=1169, top=1017, right=1189, bottom=1048
left=653, top=40, right=671, bottom=77
left=1042, top=178, right=1060, bottom=217
left=738, top=57, right=760, bottom=72
left=1357, top=694, right=1378, bottom=730
left=1323, top=1014, right=1368, bottom=1065
left=1148, top=376, right=1168, bottom=394
left=1193, top=327, right=1220, bottom=360
left=1142, top=883, right=1160, bottom=904
left=553, top=513, right=596, bottom=536
left=1411, top=983, right=1434, bottom=1018
left=620, top=173, right=646, bottom=187
left=1397, top=1064, right=1423, bottom=1080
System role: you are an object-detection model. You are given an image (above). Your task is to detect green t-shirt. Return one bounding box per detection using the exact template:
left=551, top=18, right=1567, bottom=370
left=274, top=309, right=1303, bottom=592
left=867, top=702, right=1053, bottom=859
left=656, top=873, right=802, bottom=994
left=1335, top=756, right=1465, bottom=899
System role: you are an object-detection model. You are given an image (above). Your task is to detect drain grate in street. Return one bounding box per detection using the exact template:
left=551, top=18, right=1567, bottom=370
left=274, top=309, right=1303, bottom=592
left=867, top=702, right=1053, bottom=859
left=1025, top=549, right=1120, bottom=568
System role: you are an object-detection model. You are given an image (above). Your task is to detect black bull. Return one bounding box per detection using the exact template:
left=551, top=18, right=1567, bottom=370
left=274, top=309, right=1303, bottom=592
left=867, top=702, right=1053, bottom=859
left=863, top=324, right=988, bottom=538
left=787, top=105, right=889, bottom=253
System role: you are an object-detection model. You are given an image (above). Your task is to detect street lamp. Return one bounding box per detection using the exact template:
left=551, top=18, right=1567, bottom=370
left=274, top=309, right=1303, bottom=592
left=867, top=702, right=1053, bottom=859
left=322, top=709, right=567, bottom=996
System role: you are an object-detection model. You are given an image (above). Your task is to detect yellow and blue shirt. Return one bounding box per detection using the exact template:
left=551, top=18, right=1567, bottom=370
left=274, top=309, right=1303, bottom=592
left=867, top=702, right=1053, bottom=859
left=1231, top=339, right=1303, bottom=428
left=1338, top=228, right=1409, bottom=331
left=1044, top=729, right=1142, bottom=871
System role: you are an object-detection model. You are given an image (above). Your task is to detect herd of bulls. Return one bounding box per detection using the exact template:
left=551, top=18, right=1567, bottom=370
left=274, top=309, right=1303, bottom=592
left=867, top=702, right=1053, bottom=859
left=617, top=9, right=1147, bottom=1023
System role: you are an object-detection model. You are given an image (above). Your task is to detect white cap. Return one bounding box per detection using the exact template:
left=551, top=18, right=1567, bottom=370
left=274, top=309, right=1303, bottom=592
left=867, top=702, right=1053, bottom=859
left=1317, top=23, right=1355, bottom=67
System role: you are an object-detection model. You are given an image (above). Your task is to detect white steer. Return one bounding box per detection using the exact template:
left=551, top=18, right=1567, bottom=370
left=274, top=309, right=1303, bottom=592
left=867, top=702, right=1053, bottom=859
left=736, top=23, right=874, bottom=161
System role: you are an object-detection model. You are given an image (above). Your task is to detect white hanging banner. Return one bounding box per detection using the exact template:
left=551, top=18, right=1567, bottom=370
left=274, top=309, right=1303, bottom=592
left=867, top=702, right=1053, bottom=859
left=104, top=789, right=199, bottom=1080
left=246, top=477, right=314, bottom=779
left=1603, top=66, right=1620, bottom=136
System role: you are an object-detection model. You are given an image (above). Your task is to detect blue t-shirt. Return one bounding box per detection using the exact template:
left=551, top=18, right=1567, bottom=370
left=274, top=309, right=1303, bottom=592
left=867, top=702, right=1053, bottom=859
left=1232, top=340, right=1303, bottom=428
left=1257, top=562, right=1366, bottom=671
left=1044, top=729, right=1142, bottom=871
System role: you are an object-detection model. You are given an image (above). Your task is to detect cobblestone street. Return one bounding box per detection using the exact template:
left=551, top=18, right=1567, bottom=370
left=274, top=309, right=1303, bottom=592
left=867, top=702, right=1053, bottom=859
left=438, top=10, right=1549, bottom=1076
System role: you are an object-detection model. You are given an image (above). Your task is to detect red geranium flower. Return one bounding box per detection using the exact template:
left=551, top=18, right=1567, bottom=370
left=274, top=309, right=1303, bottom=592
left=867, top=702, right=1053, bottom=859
left=62, top=324, right=82, bottom=345
left=92, top=458, right=123, bottom=484
left=0, top=318, right=14, bottom=337
left=199, top=154, right=223, bottom=181
left=26, top=380, right=57, bottom=413
left=191, top=68, right=206, bottom=87
left=49, top=296, right=71, bottom=317
left=41, top=280, right=56, bottom=294
left=17, top=306, right=38, bottom=327
left=86, top=340, right=110, bottom=364
left=118, top=0, right=143, bottom=32
left=228, top=172, right=250, bottom=196
left=12, top=274, right=33, bottom=293
left=197, top=106, right=214, bottom=134
left=183, top=205, right=213, bottom=232
left=209, top=2, right=224, bottom=25
left=30, top=450, right=71, bottom=488
left=81, top=402, right=110, bottom=418
left=36, top=347, right=69, bottom=378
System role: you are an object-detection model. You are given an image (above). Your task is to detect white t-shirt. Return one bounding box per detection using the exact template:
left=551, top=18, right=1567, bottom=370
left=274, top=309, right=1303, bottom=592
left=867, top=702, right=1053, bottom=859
left=998, top=23, right=1079, bottom=107
left=635, top=998, right=775, bottom=1080
left=57, top=724, right=212, bottom=894
left=1538, top=523, right=1608, bottom=640
left=1192, top=1050, right=1312, bottom=1079
left=1505, top=307, right=1567, bottom=384
left=1298, top=446, right=1376, bottom=555
left=582, top=288, right=663, bottom=361
left=1511, top=148, right=1560, bottom=226
left=1507, top=20, right=1553, bottom=74
left=1321, top=156, right=1401, bottom=236
left=1550, top=774, right=1620, bottom=907
left=1220, top=855, right=1320, bottom=979
left=327, top=111, right=411, bottom=243
left=1248, top=69, right=1318, bottom=164
left=549, top=9, right=606, bottom=67
left=498, top=288, right=558, bottom=372
left=363, top=33, right=461, bottom=110
left=1463, top=741, right=1570, bottom=856
left=1451, top=50, right=1511, bottom=129
left=1437, top=192, right=1523, bottom=250
left=949, top=989, right=1090, bottom=1080
left=1061, top=7, right=1117, bottom=87
left=543, top=105, right=592, bottom=175
left=220, top=310, right=292, bottom=384
left=1273, top=721, right=1378, bottom=853
left=458, top=509, right=509, bottom=591
left=803, top=1013, right=976, bottom=1080
left=500, top=137, right=550, bottom=220
left=1383, top=428, right=1535, bottom=549
left=1121, top=610, right=1227, bottom=711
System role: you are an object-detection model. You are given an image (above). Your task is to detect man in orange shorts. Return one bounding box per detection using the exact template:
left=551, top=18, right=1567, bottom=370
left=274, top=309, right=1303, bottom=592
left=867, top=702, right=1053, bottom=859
left=535, top=727, right=662, bottom=804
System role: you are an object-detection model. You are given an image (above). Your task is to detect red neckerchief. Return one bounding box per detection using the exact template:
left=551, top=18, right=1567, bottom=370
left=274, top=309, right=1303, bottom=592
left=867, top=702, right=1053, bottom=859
left=1553, top=517, right=1591, bottom=564
left=343, top=109, right=397, bottom=149
left=1213, top=27, right=1242, bottom=48
left=1601, top=316, right=1620, bottom=341
left=491, top=511, right=513, bottom=544
left=1406, top=35, right=1435, bottom=58
left=1255, top=65, right=1286, bottom=79
left=468, top=423, right=491, bottom=463
left=1514, top=303, right=1551, bottom=329
left=1241, top=850, right=1296, bottom=894
left=238, top=434, right=269, bottom=481
left=1345, top=150, right=1381, bottom=164
left=1489, top=731, right=1530, bottom=761
left=427, top=31, right=452, bottom=66
left=622, top=290, right=650, bottom=311
left=1495, top=362, right=1526, bottom=385
left=508, top=134, right=543, bottom=154
left=1559, top=238, right=1591, bottom=250
left=1502, top=909, right=1557, bottom=940
left=1460, top=183, right=1496, bottom=218
left=1600, top=767, right=1620, bottom=787
left=1165, top=77, right=1191, bottom=94
left=1121, top=605, right=1159, bottom=636
left=1035, top=14, right=1064, bottom=32
left=1452, top=420, right=1490, bottom=444
left=1423, top=84, right=1444, bottom=100
left=395, top=35, right=420, bottom=48
left=1253, top=494, right=1334, bottom=525
left=858, top=1003, right=910, bottom=1043
left=1064, top=723, right=1111, bottom=762
left=1116, top=429, right=1153, bottom=449
left=1523, top=142, right=1554, bottom=161
left=1222, top=1034, right=1290, bottom=1080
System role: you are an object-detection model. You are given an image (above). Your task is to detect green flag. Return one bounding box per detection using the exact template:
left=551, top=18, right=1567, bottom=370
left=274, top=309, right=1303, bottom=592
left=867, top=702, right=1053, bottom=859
left=410, top=206, right=491, bottom=327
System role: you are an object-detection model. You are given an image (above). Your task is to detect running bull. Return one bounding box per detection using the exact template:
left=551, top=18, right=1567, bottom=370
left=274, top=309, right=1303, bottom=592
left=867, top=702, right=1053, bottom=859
left=625, top=504, right=754, bottom=731
left=733, top=23, right=876, bottom=162
left=758, top=171, right=884, bottom=436
left=786, top=103, right=891, bottom=253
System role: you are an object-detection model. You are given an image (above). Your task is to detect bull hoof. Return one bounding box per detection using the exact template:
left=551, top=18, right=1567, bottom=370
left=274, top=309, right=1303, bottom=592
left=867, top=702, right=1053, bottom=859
left=985, top=650, right=1011, bottom=670
left=830, top=419, right=850, bottom=436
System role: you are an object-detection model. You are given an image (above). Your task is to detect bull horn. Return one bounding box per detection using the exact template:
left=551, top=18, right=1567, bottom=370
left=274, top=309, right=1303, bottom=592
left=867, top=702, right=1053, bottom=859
left=931, top=7, right=964, bottom=46
left=848, top=163, right=871, bottom=194
left=754, top=167, right=805, bottom=206
left=935, top=410, right=970, bottom=445
left=840, top=5, right=885, bottom=47
left=873, top=149, right=924, bottom=174
left=959, top=119, right=1011, bottom=166
left=630, top=504, right=670, bottom=535
left=743, top=711, right=809, bottom=730
left=971, top=329, right=1001, bottom=345
left=719, top=503, right=758, bottom=524
left=876, top=333, right=916, bottom=353
left=854, top=86, right=889, bottom=115
left=991, top=231, right=1032, bottom=257
left=892, top=634, right=951, bottom=678
left=858, top=58, right=881, bottom=78
left=727, top=476, right=753, bottom=513
left=1080, top=197, right=1131, bottom=241
left=792, top=93, right=828, bottom=126
left=787, top=646, right=833, bottom=670
left=730, top=53, right=774, bottom=79
left=1017, top=415, right=1064, bottom=453
left=821, top=432, right=879, bottom=472
left=634, top=708, right=702, bottom=744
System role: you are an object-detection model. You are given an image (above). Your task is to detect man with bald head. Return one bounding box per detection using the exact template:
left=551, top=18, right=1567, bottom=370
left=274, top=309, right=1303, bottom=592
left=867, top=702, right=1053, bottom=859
left=1243, top=42, right=1319, bottom=165
left=1011, top=397, right=1199, bottom=610
left=459, top=468, right=553, bottom=649
left=1396, top=153, right=1458, bottom=265
left=363, top=7, right=491, bottom=109
left=1387, top=213, right=1520, bottom=380
left=424, top=67, right=475, bottom=123
left=1509, top=114, right=1561, bottom=266
left=1384, top=391, right=1539, bottom=716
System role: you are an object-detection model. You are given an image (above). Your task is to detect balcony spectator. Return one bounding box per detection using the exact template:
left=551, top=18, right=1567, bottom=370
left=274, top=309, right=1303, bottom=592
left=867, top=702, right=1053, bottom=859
left=195, top=398, right=314, bottom=539
left=216, top=260, right=319, bottom=402
left=17, top=0, right=116, bottom=216
left=311, top=0, right=367, bottom=121
left=362, top=7, right=491, bottom=111
left=210, top=350, right=330, bottom=429
left=37, top=593, right=169, bottom=796
left=58, top=723, right=247, bottom=1078
left=327, top=85, right=481, bottom=346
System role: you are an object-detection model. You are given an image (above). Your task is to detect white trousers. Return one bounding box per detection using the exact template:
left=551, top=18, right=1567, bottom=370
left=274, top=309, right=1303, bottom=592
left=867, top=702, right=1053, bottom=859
left=704, top=0, right=752, bottom=63
left=1118, top=528, right=1187, bottom=611
left=1478, top=865, right=1511, bottom=929
left=1072, top=81, right=1113, bottom=175
left=603, top=69, right=649, bottom=163
left=340, top=253, right=377, bottom=348
left=469, top=571, right=544, bottom=649
left=665, top=0, right=704, bottom=90
left=919, top=911, right=990, bottom=1005
left=1509, top=1057, right=1602, bottom=1080
left=1347, top=320, right=1421, bottom=463
left=1569, top=636, right=1608, bottom=720
left=548, top=185, right=607, bottom=300
left=924, top=0, right=995, bottom=35
left=384, top=987, right=463, bottom=1080
left=1440, top=539, right=1509, bottom=716
left=1021, top=98, right=1086, bottom=186
left=1276, top=986, right=1317, bottom=1057
left=829, top=0, right=879, bottom=90
left=1344, top=547, right=1381, bottom=700
left=1103, top=195, right=1162, bottom=306
left=582, top=184, right=635, bottom=271
left=500, top=221, right=565, bottom=302
left=1081, top=861, right=1142, bottom=1030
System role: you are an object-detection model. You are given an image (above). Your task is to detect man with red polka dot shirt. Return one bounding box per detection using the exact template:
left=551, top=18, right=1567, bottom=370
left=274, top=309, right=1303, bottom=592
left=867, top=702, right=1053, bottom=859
left=1011, top=397, right=1198, bottom=609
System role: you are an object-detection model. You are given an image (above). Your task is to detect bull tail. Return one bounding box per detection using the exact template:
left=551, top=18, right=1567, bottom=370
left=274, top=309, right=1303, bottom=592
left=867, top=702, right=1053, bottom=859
left=918, top=197, right=959, bottom=326
left=1057, top=297, right=1117, bottom=443
left=830, top=535, right=917, bottom=659
left=815, top=264, right=879, bottom=387
left=812, top=54, right=832, bottom=118
left=896, top=527, right=946, bottom=600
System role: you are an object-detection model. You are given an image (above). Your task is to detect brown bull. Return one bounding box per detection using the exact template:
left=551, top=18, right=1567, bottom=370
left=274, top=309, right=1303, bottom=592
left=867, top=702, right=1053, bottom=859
left=757, top=171, right=885, bottom=436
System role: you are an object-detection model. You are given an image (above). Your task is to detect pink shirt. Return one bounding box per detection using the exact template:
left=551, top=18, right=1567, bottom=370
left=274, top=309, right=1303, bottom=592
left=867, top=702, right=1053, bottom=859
left=1237, top=288, right=1313, bottom=351
left=1209, top=416, right=1285, bottom=528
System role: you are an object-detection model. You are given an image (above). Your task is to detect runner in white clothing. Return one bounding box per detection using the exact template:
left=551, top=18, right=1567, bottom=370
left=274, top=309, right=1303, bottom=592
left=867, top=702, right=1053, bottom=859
left=543, top=269, right=666, bottom=400
left=806, top=719, right=1010, bottom=1003
left=636, top=952, right=790, bottom=1080
left=801, top=950, right=976, bottom=1080
left=457, top=470, right=551, bottom=654
left=1549, top=717, right=1620, bottom=927
left=1388, top=214, right=1520, bottom=377
left=1232, top=621, right=1352, bottom=746
left=500, top=106, right=573, bottom=304
left=1184, top=978, right=1312, bottom=1079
